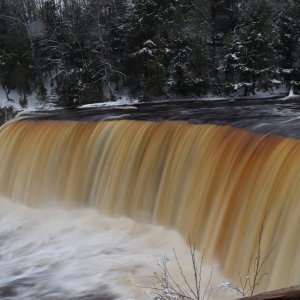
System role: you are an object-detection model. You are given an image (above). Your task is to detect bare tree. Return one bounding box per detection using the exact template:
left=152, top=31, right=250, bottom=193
left=220, top=216, right=276, bottom=297
left=149, top=242, right=213, bottom=300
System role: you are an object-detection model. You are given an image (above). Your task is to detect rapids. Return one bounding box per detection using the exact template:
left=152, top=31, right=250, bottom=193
left=0, top=197, right=230, bottom=299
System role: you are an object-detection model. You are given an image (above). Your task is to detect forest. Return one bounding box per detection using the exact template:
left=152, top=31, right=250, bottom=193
left=0, top=0, right=300, bottom=106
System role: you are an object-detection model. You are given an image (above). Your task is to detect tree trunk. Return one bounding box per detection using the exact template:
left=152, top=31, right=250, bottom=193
left=244, top=85, right=248, bottom=96
left=252, top=76, right=256, bottom=95
left=3, top=85, right=12, bottom=102
left=289, top=83, right=294, bottom=97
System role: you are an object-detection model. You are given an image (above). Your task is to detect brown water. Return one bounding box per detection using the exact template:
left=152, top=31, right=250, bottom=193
left=0, top=119, right=298, bottom=295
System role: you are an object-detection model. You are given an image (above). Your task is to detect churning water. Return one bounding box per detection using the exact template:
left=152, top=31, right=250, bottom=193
left=0, top=197, right=231, bottom=300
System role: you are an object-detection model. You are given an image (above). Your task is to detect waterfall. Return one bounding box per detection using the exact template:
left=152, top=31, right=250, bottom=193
left=0, top=119, right=299, bottom=293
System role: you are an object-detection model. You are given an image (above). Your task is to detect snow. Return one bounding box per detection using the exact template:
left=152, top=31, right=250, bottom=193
left=231, top=53, right=239, bottom=60
left=235, top=89, right=286, bottom=99
left=135, top=47, right=153, bottom=56
left=0, top=75, right=59, bottom=113
left=78, top=96, right=139, bottom=109
left=0, top=87, right=57, bottom=113
left=282, top=69, right=293, bottom=74
left=198, top=94, right=231, bottom=101
left=282, top=85, right=300, bottom=99
left=0, top=84, right=139, bottom=112
left=0, top=84, right=298, bottom=116
left=144, top=40, right=157, bottom=47
left=271, top=79, right=281, bottom=84
left=229, top=83, right=295, bottom=99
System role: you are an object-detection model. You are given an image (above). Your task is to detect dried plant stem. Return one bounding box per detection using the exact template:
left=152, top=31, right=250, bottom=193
left=221, top=214, right=276, bottom=298
left=149, top=241, right=213, bottom=300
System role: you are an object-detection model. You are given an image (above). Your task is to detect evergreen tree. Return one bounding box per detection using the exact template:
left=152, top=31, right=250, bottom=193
left=275, top=0, right=300, bottom=93
left=167, top=0, right=210, bottom=96
left=1, top=0, right=299, bottom=102
left=222, top=0, right=279, bottom=95
left=0, top=0, right=35, bottom=105
left=123, top=0, right=171, bottom=97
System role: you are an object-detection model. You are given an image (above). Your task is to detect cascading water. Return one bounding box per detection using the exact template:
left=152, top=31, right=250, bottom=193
left=0, top=118, right=298, bottom=299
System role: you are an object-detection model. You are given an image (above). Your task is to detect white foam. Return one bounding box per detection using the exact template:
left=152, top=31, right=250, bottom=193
left=0, top=198, right=232, bottom=299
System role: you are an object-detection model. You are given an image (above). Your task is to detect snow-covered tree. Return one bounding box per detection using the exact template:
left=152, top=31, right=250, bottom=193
left=222, top=0, right=279, bottom=95
left=275, top=0, right=300, bottom=93
left=1, top=0, right=299, bottom=101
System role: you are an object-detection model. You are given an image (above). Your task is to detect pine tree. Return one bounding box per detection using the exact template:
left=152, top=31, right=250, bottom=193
left=195, top=0, right=240, bottom=94
left=123, top=0, right=170, bottom=97
left=156, top=0, right=210, bottom=96
left=1, top=0, right=299, bottom=101
left=275, top=0, right=300, bottom=93
left=0, top=0, right=35, bottom=104
left=222, top=0, right=279, bottom=96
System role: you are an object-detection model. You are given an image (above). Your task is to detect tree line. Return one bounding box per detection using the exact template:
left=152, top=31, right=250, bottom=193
left=0, top=0, right=300, bottom=106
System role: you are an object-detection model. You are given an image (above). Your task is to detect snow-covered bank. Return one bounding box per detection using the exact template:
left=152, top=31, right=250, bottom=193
left=78, top=96, right=139, bottom=108
left=1, top=85, right=300, bottom=122
left=0, top=88, right=57, bottom=113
